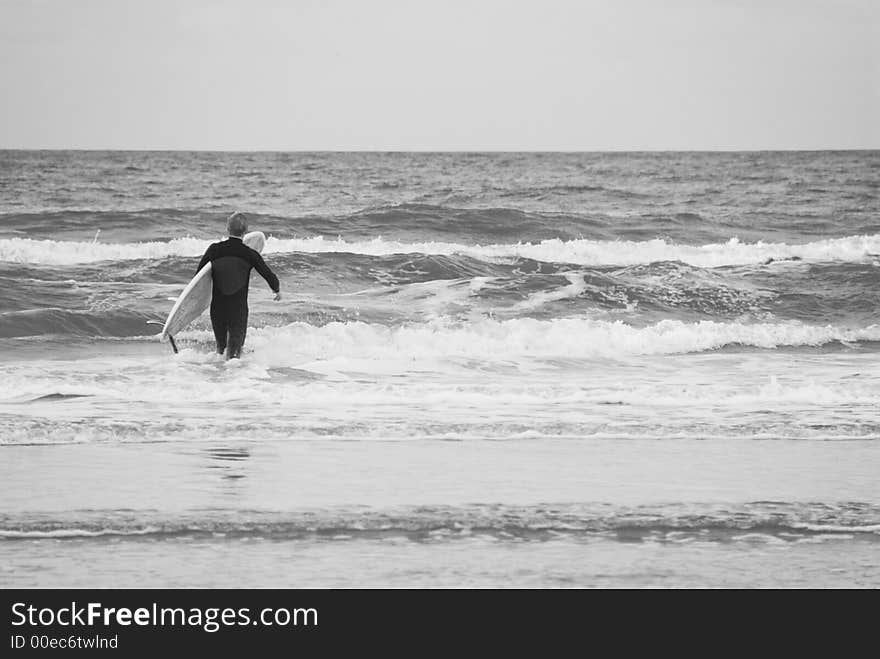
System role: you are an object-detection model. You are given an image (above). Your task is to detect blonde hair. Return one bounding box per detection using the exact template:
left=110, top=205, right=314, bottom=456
left=226, top=212, right=248, bottom=237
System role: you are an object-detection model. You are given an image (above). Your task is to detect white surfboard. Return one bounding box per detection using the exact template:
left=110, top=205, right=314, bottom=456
left=159, top=231, right=266, bottom=349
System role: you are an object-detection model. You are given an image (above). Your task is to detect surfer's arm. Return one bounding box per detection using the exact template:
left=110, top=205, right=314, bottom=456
left=251, top=253, right=280, bottom=293
left=195, top=245, right=215, bottom=275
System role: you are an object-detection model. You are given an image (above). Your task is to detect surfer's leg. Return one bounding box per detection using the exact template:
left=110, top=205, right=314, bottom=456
left=226, top=305, right=249, bottom=360
left=210, top=303, right=229, bottom=355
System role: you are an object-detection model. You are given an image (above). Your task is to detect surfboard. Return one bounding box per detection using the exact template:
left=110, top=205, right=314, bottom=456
left=158, top=231, right=266, bottom=352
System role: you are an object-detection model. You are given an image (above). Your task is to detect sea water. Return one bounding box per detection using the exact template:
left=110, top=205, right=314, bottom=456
left=1, top=150, right=878, bottom=587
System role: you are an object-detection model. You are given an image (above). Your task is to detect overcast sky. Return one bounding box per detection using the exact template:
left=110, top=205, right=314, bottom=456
left=1, top=0, right=877, bottom=150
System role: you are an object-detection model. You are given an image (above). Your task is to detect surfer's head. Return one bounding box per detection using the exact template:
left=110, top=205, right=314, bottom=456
left=226, top=212, right=248, bottom=238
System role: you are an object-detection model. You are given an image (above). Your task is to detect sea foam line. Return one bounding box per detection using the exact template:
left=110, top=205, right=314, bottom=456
left=3, top=233, right=880, bottom=266
left=2, top=506, right=878, bottom=539
left=203, top=317, right=880, bottom=361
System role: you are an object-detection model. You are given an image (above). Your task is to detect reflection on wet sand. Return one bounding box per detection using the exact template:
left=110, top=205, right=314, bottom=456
left=204, top=446, right=251, bottom=481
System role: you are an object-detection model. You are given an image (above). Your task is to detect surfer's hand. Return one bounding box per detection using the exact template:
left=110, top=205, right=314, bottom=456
left=274, top=291, right=282, bottom=301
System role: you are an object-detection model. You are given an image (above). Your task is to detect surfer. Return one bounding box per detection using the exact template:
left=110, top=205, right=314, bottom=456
left=196, top=212, right=281, bottom=359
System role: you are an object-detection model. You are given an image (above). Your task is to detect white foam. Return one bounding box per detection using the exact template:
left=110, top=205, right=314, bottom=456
left=4, top=369, right=879, bottom=411
left=271, top=234, right=880, bottom=267
left=0, top=527, right=159, bottom=538
left=793, top=523, right=880, bottom=534
left=510, top=272, right=588, bottom=312
left=3, top=317, right=880, bottom=445
left=0, top=236, right=212, bottom=265
left=4, top=233, right=880, bottom=266
left=229, top=317, right=880, bottom=363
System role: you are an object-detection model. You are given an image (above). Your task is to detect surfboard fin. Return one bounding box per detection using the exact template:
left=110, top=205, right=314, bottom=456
left=146, top=320, right=178, bottom=354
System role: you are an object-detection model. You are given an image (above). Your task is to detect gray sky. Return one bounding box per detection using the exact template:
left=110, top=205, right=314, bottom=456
left=1, top=0, right=877, bottom=150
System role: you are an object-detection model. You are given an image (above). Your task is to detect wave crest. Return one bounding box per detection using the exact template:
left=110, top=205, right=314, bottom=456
left=174, top=317, right=880, bottom=362
left=4, top=233, right=880, bottom=267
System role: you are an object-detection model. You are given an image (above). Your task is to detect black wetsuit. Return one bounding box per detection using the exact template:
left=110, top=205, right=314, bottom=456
left=196, top=237, right=280, bottom=359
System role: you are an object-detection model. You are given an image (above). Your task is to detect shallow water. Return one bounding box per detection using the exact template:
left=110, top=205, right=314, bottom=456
left=1, top=438, right=878, bottom=587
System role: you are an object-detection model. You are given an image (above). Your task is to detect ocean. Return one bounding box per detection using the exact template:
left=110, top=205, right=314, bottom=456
left=1, top=150, right=878, bottom=587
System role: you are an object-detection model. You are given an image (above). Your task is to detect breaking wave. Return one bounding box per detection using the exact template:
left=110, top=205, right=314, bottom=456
left=4, top=233, right=880, bottom=267
left=226, top=317, right=880, bottom=361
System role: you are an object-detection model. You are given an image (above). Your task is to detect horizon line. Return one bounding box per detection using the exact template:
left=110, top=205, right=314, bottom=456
left=2, top=147, right=878, bottom=154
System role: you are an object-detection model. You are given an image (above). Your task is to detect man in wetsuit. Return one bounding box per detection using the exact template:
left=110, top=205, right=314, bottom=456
left=196, top=212, right=281, bottom=359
